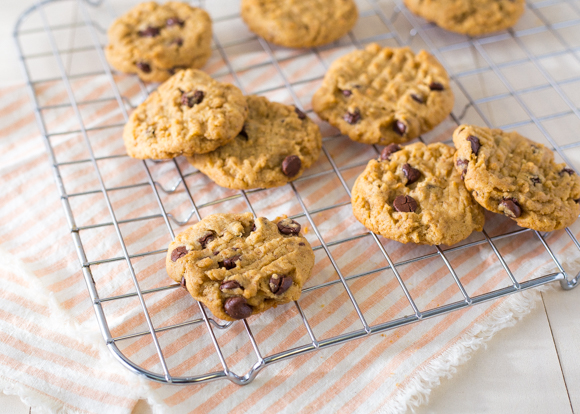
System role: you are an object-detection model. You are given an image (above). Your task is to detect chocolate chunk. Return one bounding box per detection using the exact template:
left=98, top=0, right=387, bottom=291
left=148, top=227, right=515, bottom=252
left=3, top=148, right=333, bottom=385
left=198, top=233, right=215, bottom=248
left=269, top=274, right=293, bottom=295
left=380, top=144, right=402, bottom=161
left=342, top=89, right=352, bottom=97
left=299, top=242, right=305, bottom=246
left=166, top=17, right=185, bottom=27
left=457, top=159, right=469, bottom=180
left=136, top=61, right=151, bottom=73
left=277, top=218, right=301, bottom=235
left=238, top=127, right=248, bottom=140
left=282, top=155, right=301, bottom=178
left=170, top=37, right=183, bottom=47
left=294, top=106, right=307, bottom=120
left=531, top=176, right=541, bottom=184
left=466, top=135, right=481, bottom=155
left=220, top=255, right=241, bottom=270
left=224, top=297, right=252, bottom=319
left=170, top=246, right=188, bottom=262
left=411, top=94, right=424, bottom=104
left=393, top=195, right=418, bottom=213
left=500, top=198, right=522, bottom=218
left=220, top=280, right=242, bottom=291
left=138, top=26, right=160, bottom=37
left=180, top=276, right=186, bottom=288
left=251, top=222, right=256, bottom=232
left=575, top=198, right=580, bottom=204
left=393, top=120, right=407, bottom=136
left=429, top=82, right=444, bottom=91
left=181, top=90, right=204, bottom=107
left=560, top=167, right=575, bottom=176
left=402, top=163, right=421, bottom=185
left=344, top=109, right=361, bottom=124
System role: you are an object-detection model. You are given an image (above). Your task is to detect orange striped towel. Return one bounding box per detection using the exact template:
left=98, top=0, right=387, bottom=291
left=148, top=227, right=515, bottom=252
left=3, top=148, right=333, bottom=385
left=1, top=77, right=579, bottom=413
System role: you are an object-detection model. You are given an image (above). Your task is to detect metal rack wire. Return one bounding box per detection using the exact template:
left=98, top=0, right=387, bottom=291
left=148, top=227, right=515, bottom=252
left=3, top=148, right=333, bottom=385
left=14, top=0, right=580, bottom=385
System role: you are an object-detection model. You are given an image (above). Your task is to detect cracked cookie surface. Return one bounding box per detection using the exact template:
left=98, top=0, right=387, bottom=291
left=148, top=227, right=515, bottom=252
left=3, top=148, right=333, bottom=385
left=123, top=69, right=248, bottom=159
left=351, top=142, right=484, bottom=245
left=241, top=0, right=358, bottom=48
left=404, top=0, right=525, bottom=36
left=453, top=125, right=580, bottom=231
left=188, top=95, right=322, bottom=189
left=105, top=1, right=212, bottom=83
left=312, top=43, right=454, bottom=146
left=166, top=213, right=315, bottom=321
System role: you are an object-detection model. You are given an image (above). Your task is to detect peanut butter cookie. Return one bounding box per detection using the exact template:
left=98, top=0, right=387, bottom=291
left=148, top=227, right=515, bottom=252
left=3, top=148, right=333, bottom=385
left=453, top=125, right=580, bottom=231
left=105, top=1, right=212, bottom=82
left=166, top=213, right=315, bottom=321
left=312, top=43, right=454, bottom=146
left=351, top=142, right=484, bottom=245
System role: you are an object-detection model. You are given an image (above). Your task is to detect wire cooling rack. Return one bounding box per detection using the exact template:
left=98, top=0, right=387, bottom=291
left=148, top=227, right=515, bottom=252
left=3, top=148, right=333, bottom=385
left=14, top=0, right=580, bottom=385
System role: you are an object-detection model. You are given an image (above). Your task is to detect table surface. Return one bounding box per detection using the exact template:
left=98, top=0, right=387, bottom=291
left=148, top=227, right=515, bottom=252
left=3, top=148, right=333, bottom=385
left=1, top=1, right=579, bottom=413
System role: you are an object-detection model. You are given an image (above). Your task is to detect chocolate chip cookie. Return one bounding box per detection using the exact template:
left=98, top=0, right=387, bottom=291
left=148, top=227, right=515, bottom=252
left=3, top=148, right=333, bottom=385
left=105, top=1, right=212, bottom=83
left=166, top=213, right=315, bottom=321
left=351, top=142, right=485, bottom=245
left=453, top=125, right=580, bottom=232
left=312, top=43, right=454, bottom=146
left=188, top=95, right=322, bottom=189
left=123, top=69, right=248, bottom=159
left=404, top=0, right=525, bottom=36
left=241, top=0, right=358, bottom=48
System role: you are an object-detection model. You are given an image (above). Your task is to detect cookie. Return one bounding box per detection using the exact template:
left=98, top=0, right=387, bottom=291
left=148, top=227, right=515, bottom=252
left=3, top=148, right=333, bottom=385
left=453, top=125, right=580, bottom=232
left=188, top=95, right=322, bottom=189
left=123, top=69, right=248, bottom=159
left=404, top=0, right=525, bottom=36
left=241, top=0, right=358, bottom=48
left=312, top=43, right=454, bottom=146
left=166, top=213, right=315, bottom=321
left=351, top=142, right=485, bottom=245
left=105, top=1, right=212, bottom=83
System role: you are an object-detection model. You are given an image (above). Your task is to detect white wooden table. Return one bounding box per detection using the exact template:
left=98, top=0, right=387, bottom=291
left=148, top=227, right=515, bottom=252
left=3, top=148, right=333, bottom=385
left=1, top=1, right=579, bottom=412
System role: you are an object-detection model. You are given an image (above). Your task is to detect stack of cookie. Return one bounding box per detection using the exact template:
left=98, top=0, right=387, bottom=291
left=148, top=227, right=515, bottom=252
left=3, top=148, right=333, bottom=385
left=108, top=2, right=323, bottom=191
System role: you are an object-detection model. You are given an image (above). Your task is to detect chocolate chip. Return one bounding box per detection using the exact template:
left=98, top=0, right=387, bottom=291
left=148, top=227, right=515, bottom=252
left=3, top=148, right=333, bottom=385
left=166, top=17, right=185, bottom=27
left=269, top=274, right=293, bottom=295
left=342, top=89, right=352, bottom=97
left=344, top=109, right=360, bottom=124
left=500, top=198, right=522, bottom=218
left=138, top=26, right=160, bottom=37
left=411, top=94, right=424, bottom=104
left=456, top=159, right=469, bottom=180
left=181, top=90, right=204, bottom=107
left=238, top=127, right=248, bottom=140
left=170, top=246, right=188, bottom=262
left=393, top=195, right=418, bottom=213
left=466, top=135, right=481, bottom=155
left=168, top=65, right=186, bottom=75
left=136, top=61, right=151, bottom=73
left=251, top=222, right=256, bottom=232
left=294, top=107, right=307, bottom=120
left=429, top=82, right=444, bottom=91
left=560, top=168, right=575, bottom=176
left=393, top=120, right=407, bottom=136
left=531, top=176, right=541, bottom=184
left=380, top=143, right=402, bottom=161
left=198, top=233, right=215, bottom=248
left=576, top=198, right=580, bottom=204
left=282, top=155, right=301, bottom=178
left=277, top=218, right=301, bottom=235
left=220, top=280, right=242, bottom=291
left=402, top=163, right=421, bottom=185
left=299, top=242, right=305, bottom=246
left=224, top=297, right=252, bottom=319
left=220, top=255, right=241, bottom=270
left=170, top=37, right=183, bottom=47
left=180, top=276, right=186, bottom=288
